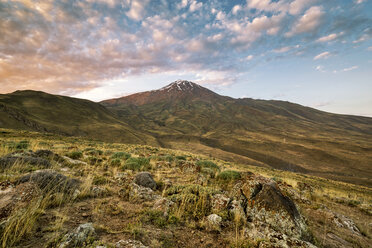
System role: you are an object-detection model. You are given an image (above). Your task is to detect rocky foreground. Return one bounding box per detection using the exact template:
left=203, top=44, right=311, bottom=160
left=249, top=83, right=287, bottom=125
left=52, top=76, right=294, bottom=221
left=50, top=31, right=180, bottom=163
left=0, top=132, right=371, bottom=247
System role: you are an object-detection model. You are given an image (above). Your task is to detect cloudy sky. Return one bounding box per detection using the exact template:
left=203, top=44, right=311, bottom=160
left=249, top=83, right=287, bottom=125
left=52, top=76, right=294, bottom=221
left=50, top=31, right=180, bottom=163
left=0, top=0, right=371, bottom=116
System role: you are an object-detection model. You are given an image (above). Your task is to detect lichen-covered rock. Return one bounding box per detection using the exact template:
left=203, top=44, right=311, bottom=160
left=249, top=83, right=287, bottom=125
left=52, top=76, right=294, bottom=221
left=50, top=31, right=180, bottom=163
left=134, top=172, right=157, bottom=190
left=153, top=197, right=174, bottom=216
left=91, top=186, right=108, bottom=197
left=59, top=223, right=96, bottom=248
left=61, top=156, right=87, bottom=166
left=207, top=213, right=222, bottom=227
left=258, top=232, right=317, bottom=248
left=235, top=174, right=309, bottom=240
left=211, top=193, right=230, bottom=212
left=115, top=239, right=149, bottom=248
left=332, top=212, right=361, bottom=235
left=129, top=183, right=160, bottom=202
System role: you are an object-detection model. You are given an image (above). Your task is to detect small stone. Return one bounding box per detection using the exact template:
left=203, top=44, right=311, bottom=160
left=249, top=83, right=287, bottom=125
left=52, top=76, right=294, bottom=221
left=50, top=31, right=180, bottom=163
left=207, top=214, right=222, bottom=227
left=115, top=239, right=149, bottom=248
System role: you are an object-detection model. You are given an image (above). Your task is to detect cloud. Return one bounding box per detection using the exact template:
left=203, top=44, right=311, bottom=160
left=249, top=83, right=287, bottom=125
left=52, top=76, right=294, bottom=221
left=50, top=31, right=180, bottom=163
left=337, top=66, right=358, bottom=73
left=314, top=51, right=331, bottom=60
left=289, top=0, right=316, bottom=15
left=354, top=0, right=366, bottom=4
left=126, top=0, right=148, bottom=21
left=189, top=0, right=202, bottom=12
left=286, top=6, right=324, bottom=37
left=273, top=45, right=300, bottom=53
left=316, top=32, right=343, bottom=42
left=315, top=65, right=326, bottom=72
left=231, top=5, right=241, bottom=15
left=368, top=46, right=372, bottom=51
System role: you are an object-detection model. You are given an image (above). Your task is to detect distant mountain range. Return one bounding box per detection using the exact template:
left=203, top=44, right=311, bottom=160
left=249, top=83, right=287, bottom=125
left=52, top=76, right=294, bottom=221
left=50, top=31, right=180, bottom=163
left=1, top=80, right=372, bottom=186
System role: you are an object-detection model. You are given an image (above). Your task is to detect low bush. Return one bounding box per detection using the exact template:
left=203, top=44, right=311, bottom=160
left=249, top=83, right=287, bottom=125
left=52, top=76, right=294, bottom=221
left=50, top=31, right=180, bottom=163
left=110, top=158, right=121, bottom=166
left=176, top=155, right=186, bottom=161
left=122, top=157, right=150, bottom=171
left=93, top=175, right=109, bottom=185
left=196, top=160, right=220, bottom=172
left=217, top=170, right=241, bottom=181
left=66, top=151, right=83, bottom=160
left=111, top=152, right=131, bottom=160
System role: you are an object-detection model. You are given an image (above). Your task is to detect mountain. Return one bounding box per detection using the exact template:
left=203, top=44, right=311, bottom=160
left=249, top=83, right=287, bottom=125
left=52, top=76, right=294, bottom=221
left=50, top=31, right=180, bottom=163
left=1, top=82, right=371, bottom=187
left=0, top=90, right=157, bottom=145
left=102, top=80, right=372, bottom=187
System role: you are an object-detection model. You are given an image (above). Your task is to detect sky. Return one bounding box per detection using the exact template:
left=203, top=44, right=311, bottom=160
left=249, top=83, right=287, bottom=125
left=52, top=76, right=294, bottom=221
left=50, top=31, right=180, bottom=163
left=0, top=0, right=371, bottom=116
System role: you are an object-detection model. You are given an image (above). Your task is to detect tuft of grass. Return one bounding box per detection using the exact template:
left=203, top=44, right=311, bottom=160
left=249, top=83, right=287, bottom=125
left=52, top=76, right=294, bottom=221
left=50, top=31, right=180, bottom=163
left=122, top=157, right=151, bottom=171
left=165, top=184, right=219, bottom=220
left=217, top=170, right=241, bottom=181
left=93, top=175, right=109, bottom=185
left=196, top=160, right=220, bottom=172
left=111, top=152, right=131, bottom=160
left=66, top=151, right=83, bottom=160
left=110, top=158, right=122, bottom=167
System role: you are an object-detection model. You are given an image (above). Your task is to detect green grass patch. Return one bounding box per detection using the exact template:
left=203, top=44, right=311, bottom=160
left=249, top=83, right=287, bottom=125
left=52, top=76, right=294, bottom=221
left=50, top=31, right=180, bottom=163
left=217, top=170, right=241, bottom=181
left=196, top=160, right=220, bottom=172
left=111, top=152, right=131, bottom=160
left=66, top=151, right=83, bottom=160
left=122, top=157, right=151, bottom=171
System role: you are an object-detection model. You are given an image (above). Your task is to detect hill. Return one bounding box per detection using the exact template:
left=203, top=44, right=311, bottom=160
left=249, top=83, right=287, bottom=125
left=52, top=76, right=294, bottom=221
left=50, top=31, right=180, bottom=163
left=0, top=129, right=371, bottom=247
left=0, top=90, right=157, bottom=145
left=102, top=80, right=372, bottom=187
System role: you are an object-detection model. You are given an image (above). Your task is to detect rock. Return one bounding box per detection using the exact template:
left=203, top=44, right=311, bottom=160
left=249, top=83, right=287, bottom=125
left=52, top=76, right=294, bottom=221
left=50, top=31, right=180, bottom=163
left=16, top=170, right=81, bottom=194
left=59, top=223, right=96, bottom=248
left=332, top=212, right=361, bottom=235
left=236, top=174, right=308, bottom=239
left=0, top=182, right=39, bottom=220
left=228, top=200, right=245, bottom=219
left=91, top=186, right=108, bottom=197
left=0, top=154, right=51, bottom=170
left=134, top=172, right=157, bottom=190
left=153, top=197, right=174, bottom=216
left=258, top=232, right=317, bottom=248
left=211, top=194, right=230, bottom=212
left=62, top=156, right=87, bottom=166
left=129, top=183, right=160, bottom=202
left=115, top=239, right=149, bottom=248
left=207, top=214, right=222, bottom=227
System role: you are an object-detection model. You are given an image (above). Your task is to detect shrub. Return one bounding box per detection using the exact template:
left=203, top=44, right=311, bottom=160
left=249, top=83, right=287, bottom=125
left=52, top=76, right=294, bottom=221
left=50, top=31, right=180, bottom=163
left=165, top=184, right=220, bottom=220
left=110, top=159, right=121, bottom=167
left=84, top=149, right=103, bottom=156
left=111, top=152, right=131, bottom=160
left=176, top=155, right=186, bottom=161
left=93, top=176, right=108, bottom=185
left=217, top=170, right=241, bottom=181
left=88, top=156, right=102, bottom=165
left=66, top=151, right=83, bottom=160
left=196, top=160, right=220, bottom=172
left=122, top=157, right=150, bottom=171
left=16, top=140, right=29, bottom=150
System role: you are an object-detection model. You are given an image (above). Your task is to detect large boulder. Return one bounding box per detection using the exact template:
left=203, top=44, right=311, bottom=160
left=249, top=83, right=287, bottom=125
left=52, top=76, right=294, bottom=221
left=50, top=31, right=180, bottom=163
left=16, top=170, right=80, bottom=194
left=0, top=154, right=51, bottom=170
left=234, top=174, right=309, bottom=240
left=134, top=172, right=156, bottom=190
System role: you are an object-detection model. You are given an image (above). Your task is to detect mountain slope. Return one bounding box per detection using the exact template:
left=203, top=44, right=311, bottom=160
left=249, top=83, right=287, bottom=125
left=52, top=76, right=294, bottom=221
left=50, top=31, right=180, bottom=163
left=102, top=80, right=372, bottom=187
left=0, top=90, right=157, bottom=145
